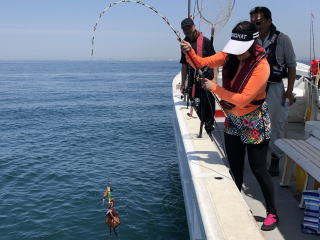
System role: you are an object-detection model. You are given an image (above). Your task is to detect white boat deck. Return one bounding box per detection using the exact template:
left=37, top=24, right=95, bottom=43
left=172, top=68, right=319, bottom=239
left=213, top=120, right=319, bottom=240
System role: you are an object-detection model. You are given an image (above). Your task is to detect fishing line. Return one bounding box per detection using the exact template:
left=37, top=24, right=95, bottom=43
left=91, top=0, right=227, bottom=114
left=90, top=2, right=233, bottom=236
left=190, top=160, right=233, bottom=181
left=91, top=0, right=181, bottom=56
left=92, top=0, right=229, bottom=170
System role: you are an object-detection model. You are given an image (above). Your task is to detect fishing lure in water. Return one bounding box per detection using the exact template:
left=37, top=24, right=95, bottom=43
left=103, top=185, right=120, bottom=237
left=102, top=185, right=112, bottom=206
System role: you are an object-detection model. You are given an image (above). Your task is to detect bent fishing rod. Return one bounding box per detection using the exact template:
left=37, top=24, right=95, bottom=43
left=91, top=0, right=227, bottom=116
left=91, top=0, right=180, bottom=56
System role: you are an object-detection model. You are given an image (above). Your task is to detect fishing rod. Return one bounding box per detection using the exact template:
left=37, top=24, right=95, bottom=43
left=91, top=0, right=181, bottom=56
left=91, top=0, right=228, bottom=117
left=188, top=57, right=228, bottom=117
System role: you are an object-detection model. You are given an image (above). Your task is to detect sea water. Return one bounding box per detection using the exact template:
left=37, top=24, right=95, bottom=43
left=0, top=61, right=189, bottom=240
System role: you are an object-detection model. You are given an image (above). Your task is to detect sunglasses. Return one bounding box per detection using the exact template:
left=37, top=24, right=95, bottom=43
left=182, top=26, right=193, bottom=31
left=253, top=19, right=266, bottom=26
left=255, top=21, right=262, bottom=26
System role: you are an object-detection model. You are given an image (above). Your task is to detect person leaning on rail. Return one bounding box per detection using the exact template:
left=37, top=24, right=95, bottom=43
left=181, top=21, right=279, bottom=231
left=250, top=6, right=297, bottom=177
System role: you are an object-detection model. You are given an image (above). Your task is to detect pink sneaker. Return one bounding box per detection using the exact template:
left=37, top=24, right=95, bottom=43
left=261, top=213, right=278, bottom=231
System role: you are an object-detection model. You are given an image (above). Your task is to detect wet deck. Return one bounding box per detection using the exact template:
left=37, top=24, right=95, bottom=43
left=213, top=120, right=319, bottom=240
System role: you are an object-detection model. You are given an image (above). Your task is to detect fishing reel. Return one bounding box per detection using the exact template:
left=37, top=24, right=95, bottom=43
left=196, top=66, right=214, bottom=84
left=194, top=97, right=200, bottom=108
left=189, top=96, right=200, bottom=110
left=180, top=88, right=188, bottom=99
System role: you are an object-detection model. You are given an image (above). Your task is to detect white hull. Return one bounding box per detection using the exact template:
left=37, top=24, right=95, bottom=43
left=172, top=73, right=264, bottom=240
left=171, top=62, right=320, bottom=240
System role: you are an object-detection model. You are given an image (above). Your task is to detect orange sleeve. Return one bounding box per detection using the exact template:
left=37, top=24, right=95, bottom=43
left=211, top=58, right=270, bottom=108
left=185, top=49, right=227, bottom=69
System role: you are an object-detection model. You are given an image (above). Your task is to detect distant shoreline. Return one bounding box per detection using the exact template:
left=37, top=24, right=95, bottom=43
left=0, top=59, right=179, bottom=63
left=0, top=59, right=311, bottom=64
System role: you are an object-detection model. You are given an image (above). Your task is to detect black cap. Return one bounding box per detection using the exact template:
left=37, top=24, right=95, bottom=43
left=181, top=18, right=194, bottom=28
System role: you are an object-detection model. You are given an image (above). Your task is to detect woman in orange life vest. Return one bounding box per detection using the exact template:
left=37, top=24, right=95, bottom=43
left=181, top=21, right=278, bottom=231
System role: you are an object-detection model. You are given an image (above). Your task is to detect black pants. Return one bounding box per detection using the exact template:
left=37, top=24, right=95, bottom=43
left=224, top=133, right=277, bottom=215
left=196, top=87, right=216, bottom=134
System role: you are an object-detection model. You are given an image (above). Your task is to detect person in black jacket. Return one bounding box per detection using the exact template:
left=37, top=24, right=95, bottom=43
left=179, top=18, right=218, bottom=137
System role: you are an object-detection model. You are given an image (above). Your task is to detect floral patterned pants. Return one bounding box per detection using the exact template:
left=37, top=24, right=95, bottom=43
left=224, top=102, right=271, bottom=144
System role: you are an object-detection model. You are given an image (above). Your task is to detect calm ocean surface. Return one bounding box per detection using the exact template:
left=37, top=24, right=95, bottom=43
left=0, top=61, right=189, bottom=240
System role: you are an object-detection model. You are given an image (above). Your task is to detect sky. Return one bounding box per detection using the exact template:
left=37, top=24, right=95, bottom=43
left=0, top=0, right=319, bottom=61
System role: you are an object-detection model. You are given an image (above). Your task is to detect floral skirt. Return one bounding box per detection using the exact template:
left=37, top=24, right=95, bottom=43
left=224, top=102, right=271, bottom=144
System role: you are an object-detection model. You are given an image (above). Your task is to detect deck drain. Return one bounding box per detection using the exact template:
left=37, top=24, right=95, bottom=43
left=214, top=177, right=223, bottom=180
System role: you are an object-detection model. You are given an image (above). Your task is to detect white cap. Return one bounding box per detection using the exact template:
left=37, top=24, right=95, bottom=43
left=222, top=31, right=259, bottom=55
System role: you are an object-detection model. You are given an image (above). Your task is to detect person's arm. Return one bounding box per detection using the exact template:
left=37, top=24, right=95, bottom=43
left=181, top=40, right=227, bottom=69
left=181, top=64, right=187, bottom=93
left=281, top=34, right=296, bottom=105
left=208, top=39, right=219, bottom=83
left=284, top=67, right=296, bottom=104
left=186, top=48, right=227, bottom=69
left=204, top=59, right=270, bottom=108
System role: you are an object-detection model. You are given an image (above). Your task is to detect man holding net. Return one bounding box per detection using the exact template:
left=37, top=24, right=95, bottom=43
left=180, top=18, right=218, bottom=138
